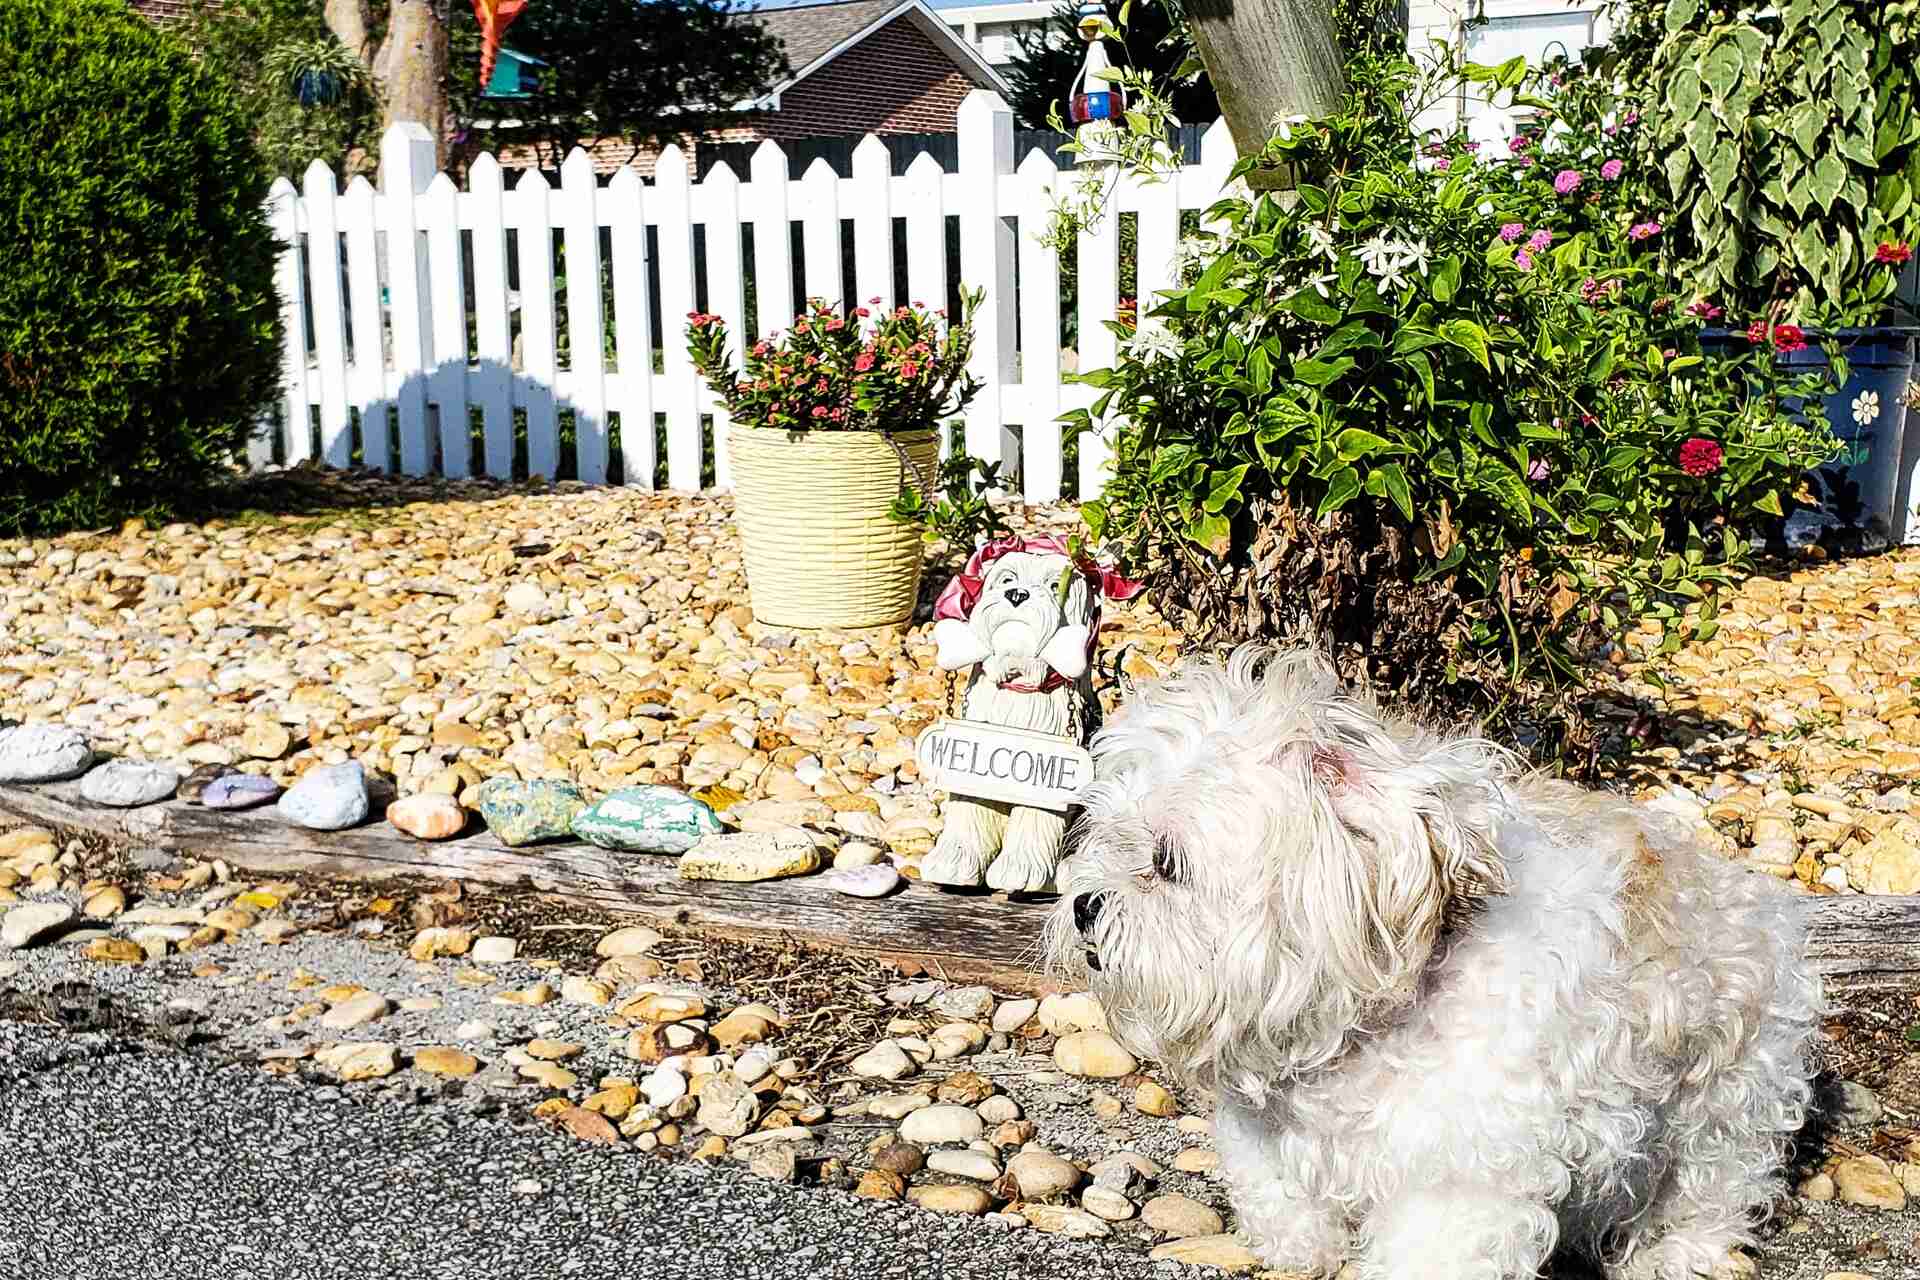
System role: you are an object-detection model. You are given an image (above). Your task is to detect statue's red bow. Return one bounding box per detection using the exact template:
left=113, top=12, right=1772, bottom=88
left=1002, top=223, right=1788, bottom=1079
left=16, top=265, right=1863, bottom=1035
left=932, top=534, right=1142, bottom=623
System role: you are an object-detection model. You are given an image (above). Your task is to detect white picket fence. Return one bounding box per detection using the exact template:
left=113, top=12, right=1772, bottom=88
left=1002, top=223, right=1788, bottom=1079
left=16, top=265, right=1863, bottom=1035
left=263, top=90, right=1238, bottom=502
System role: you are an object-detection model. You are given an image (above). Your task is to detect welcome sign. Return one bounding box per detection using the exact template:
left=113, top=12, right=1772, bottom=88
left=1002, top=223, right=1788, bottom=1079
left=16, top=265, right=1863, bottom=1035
left=914, top=719, right=1094, bottom=812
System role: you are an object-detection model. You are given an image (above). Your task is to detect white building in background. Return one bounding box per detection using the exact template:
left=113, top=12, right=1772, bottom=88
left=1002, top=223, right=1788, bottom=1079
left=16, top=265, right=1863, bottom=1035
left=928, top=0, right=1612, bottom=132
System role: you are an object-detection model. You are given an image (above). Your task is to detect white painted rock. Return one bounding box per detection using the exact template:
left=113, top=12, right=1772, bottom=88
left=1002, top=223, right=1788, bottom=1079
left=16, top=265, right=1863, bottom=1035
left=0, top=725, right=93, bottom=783
left=79, top=760, right=178, bottom=807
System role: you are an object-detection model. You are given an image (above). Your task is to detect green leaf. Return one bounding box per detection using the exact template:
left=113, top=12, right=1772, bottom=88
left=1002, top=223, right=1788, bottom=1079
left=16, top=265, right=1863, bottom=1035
left=1705, top=144, right=1739, bottom=204
left=1317, top=465, right=1361, bottom=517
left=1185, top=512, right=1233, bottom=557
left=1148, top=443, right=1197, bottom=486
left=1665, top=0, right=1700, bottom=29
left=1334, top=428, right=1402, bottom=462
left=1291, top=356, right=1356, bottom=387
left=1809, top=152, right=1846, bottom=212
left=1438, top=319, right=1491, bottom=371
left=1670, top=66, right=1703, bottom=121
left=1787, top=101, right=1826, bottom=158
left=1203, top=463, right=1250, bottom=513
left=1391, top=325, right=1445, bottom=355
left=1404, top=349, right=1436, bottom=406
left=1377, top=462, right=1414, bottom=522
left=1754, top=490, right=1783, bottom=516
left=1319, top=321, right=1383, bottom=361
left=1279, top=288, right=1342, bottom=325
left=1431, top=254, right=1462, bottom=303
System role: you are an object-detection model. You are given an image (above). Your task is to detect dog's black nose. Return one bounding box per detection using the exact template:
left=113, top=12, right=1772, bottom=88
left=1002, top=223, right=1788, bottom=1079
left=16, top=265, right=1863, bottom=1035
left=1004, top=587, right=1030, bottom=606
left=1072, top=892, right=1106, bottom=934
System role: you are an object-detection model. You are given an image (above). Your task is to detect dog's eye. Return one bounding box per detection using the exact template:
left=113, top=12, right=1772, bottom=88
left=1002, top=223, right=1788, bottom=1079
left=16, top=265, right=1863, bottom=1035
left=1151, top=835, right=1181, bottom=884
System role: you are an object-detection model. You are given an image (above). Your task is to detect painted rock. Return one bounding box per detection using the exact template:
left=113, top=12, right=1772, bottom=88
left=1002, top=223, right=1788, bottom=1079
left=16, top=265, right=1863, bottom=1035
left=178, top=763, right=238, bottom=804
left=387, top=794, right=468, bottom=840
left=570, top=785, right=722, bottom=854
left=678, top=829, right=821, bottom=882
left=474, top=778, right=587, bottom=846
left=277, top=761, right=369, bottom=830
left=0, top=724, right=93, bottom=783
left=822, top=863, right=901, bottom=898
left=79, top=760, right=178, bottom=808
left=202, top=772, right=282, bottom=811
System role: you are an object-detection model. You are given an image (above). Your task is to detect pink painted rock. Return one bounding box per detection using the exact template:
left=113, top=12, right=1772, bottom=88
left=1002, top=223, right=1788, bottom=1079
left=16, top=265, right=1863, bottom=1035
left=387, top=794, right=468, bottom=841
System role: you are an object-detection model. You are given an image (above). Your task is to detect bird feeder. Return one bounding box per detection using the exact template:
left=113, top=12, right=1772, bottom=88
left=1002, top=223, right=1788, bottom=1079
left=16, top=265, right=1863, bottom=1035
left=1067, top=1, right=1124, bottom=166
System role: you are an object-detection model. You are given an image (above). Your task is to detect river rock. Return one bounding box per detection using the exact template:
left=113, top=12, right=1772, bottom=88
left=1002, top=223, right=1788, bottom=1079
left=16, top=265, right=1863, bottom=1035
left=202, top=772, right=282, bottom=810
left=1055, top=1031, right=1137, bottom=1078
left=0, top=725, right=92, bottom=783
left=475, top=778, right=587, bottom=846
left=1008, top=1149, right=1081, bottom=1200
left=570, top=786, right=722, bottom=854
left=387, top=794, right=467, bottom=840
left=679, top=829, right=821, bottom=882
left=314, top=1042, right=398, bottom=1081
left=1148, top=1235, right=1262, bottom=1273
left=595, top=925, right=662, bottom=957
left=899, top=1104, right=985, bottom=1146
left=850, top=1041, right=915, bottom=1081
left=907, top=1185, right=992, bottom=1215
left=1024, top=1205, right=1111, bottom=1240
left=697, top=1076, right=760, bottom=1138
left=927, top=1150, right=1002, bottom=1181
left=79, top=760, right=178, bottom=807
left=1832, top=1156, right=1907, bottom=1209
left=822, top=863, right=901, bottom=898
left=2, top=903, right=74, bottom=950
left=1142, top=1193, right=1225, bottom=1239
left=278, top=761, right=369, bottom=830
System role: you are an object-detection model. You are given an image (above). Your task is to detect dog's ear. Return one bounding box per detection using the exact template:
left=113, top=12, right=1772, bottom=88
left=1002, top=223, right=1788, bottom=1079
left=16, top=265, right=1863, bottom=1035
left=1038, top=622, right=1091, bottom=680
left=933, top=617, right=992, bottom=671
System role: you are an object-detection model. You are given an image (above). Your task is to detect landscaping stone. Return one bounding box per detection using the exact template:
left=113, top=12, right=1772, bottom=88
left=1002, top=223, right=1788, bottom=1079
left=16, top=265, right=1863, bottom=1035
left=678, top=829, right=821, bottom=882
left=1148, top=1235, right=1263, bottom=1273
left=474, top=778, right=587, bottom=846
left=0, top=724, right=92, bottom=783
left=1143, top=1194, right=1226, bottom=1239
left=906, top=1185, right=992, bottom=1215
left=1023, top=1205, right=1111, bottom=1240
left=1007, top=1149, right=1081, bottom=1200
left=386, top=794, right=467, bottom=840
left=1054, top=1031, right=1137, bottom=1078
left=821, top=863, right=901, bottom=897
left=178, top=764, right=236, bottom=804
left=201, top=773, right=281, bottom=810
left=570, top=785, right=722, bottom=854
left=926, top=1150, right=1001, bottom=1181
left=2, top=903, right=73, bottom=950
left=899, top=1105, right=984, bottom=1146
left=277, top=762, right=368, bottom=830
left=79, top=760, right=177, bottom=807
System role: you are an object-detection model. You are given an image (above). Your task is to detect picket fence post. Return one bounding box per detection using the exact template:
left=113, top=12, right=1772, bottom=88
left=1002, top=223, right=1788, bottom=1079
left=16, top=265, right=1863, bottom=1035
left=957, top=91, right=1017, bottom=472
left=380, top=123, right=437, bottom=476
left=267, top=177, right=309, bottom=467
left=561, top=149, right=610, bottom=485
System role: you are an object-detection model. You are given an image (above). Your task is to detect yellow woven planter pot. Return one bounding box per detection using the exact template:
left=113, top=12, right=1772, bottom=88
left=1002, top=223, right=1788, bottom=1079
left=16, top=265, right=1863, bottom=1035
left=728, top=424, right=937, bottom=629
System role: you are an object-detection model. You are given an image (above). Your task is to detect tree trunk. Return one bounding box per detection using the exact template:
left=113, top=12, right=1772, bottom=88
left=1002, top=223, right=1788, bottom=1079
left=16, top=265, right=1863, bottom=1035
left=321, top=0, right=375, bottom=65
left=1183, top=0, right=1346, bottom=162
left=377, top=0, right=450, bottom=168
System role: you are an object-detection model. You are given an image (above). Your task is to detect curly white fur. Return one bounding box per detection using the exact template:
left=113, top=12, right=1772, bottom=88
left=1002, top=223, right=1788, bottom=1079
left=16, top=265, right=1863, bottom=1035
left=1048, top=646, right=1821, bottom=1280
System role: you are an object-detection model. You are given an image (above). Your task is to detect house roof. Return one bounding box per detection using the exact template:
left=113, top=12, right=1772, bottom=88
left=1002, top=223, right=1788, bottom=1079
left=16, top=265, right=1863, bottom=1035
left=751, top=0, right=1014, bottom=105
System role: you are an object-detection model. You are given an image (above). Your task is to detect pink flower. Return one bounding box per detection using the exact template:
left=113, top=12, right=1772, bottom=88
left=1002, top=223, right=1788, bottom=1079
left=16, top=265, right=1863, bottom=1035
left=1527, top=229, right=1553, bottom=253
left=1876, top=241, right=1914, bottom=266
left=1508, top=134, right=1532, bottom=154
left=854, top=307, right=871, bottom=318
left=1514, top=155, right=1535, bottom=169
left=751, top=341, right=769, bottom=356
left=1677, top=438, right=1724, bottom=477
left=1628, top=221, right=1663, bottom=241
left=1686, top=300, right=1724, bottom=320
left=1499, top=222, right=1527, bottom=243
left=825, top=318, right=845, bottom=331
left=900, top=360, right=921, bottom=378
left=1434, top=157, right=1452, bottom=171
left=1515, top=249, right=1534, bottom=271
left=1554, top=169, right=1583, bottom=194
left=853, top=352, right=875, bottom=373
left=1600, top=159, right=1624, bottom=181
left=811, top=406, right=828, bottom=418
left=1526, top=458, right=1551, bottom=481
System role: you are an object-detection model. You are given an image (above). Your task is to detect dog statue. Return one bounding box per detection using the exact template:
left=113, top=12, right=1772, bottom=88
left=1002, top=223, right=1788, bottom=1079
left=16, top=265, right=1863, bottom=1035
left=1052, top=645, right=1821, bottom=1280
left=921, top=534, right=1139, bottom=893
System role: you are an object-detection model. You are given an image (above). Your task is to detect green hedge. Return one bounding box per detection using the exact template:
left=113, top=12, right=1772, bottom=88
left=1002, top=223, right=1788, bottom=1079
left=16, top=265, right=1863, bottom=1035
left=0, top=0, right=283, bottom=535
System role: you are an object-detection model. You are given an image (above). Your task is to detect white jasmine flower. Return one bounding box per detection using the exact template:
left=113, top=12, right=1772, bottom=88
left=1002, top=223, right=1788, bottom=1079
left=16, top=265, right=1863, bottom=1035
left=1851, top=390, right=1881, bottom=426
left=1124, top=325, right=1184, bottom=364
left=1304, top=270, right=1337, bottom=298
left=1303, top=222, right=1340, bottom=261
left=1356, top=234, right=1399, bottom=276
left=1396, top=238, right=1432, bottom=278
left=1269, top=113, right=1309, bottom=142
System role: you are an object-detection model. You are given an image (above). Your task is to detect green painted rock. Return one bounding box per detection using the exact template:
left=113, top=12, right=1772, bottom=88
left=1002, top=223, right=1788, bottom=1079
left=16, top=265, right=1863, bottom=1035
left=474, top=778, right=587, bottom=847
left=571, top=786, right=723, bottom=854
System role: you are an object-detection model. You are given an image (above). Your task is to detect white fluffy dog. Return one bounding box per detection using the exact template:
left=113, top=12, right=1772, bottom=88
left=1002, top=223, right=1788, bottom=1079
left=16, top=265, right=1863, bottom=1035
left=1049, top=646, right=1821, bottom=1280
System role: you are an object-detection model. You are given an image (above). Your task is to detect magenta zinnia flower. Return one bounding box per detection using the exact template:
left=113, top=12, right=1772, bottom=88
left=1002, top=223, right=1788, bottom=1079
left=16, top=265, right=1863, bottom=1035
left=1515, top=249, right=1534, bottom=271
left=1499, top=222, right=1527, bottom=242
left=1554, top=169, right=1582, bottom=195
left=1677, top=438, right=1724, bottom=477
left=1600, top=159, right=1624, bottom=181
left=1527, top=229, right=1553, bottom=253
left=1628, top=221, right=1663, bottom=241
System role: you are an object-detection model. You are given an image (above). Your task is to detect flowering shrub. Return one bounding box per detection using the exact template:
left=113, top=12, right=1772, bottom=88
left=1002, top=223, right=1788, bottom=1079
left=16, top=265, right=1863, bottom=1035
left=1071, top=51, right=1839, bottom=736
left=686, top=291, right=984, bottom=434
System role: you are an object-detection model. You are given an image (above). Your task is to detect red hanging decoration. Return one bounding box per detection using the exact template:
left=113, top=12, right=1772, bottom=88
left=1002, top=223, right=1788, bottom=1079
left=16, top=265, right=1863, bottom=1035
left=472, top=0, right=530, bottom=91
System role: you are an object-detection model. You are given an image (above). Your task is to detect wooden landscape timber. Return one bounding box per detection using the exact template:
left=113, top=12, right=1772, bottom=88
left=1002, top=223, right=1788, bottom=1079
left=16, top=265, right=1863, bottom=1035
left=4, top=779, right=1917, bottom=993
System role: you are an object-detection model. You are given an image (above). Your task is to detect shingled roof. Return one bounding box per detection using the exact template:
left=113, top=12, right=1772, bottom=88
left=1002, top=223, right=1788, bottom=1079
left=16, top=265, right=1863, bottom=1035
left=750, top=0, right=1010, bottom=100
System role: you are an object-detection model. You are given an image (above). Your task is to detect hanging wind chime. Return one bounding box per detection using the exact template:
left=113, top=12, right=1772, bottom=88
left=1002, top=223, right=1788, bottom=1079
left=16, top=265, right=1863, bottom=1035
left=1067, top=1, right=1124, bottom=165
left=473, top=0, right=530, bottom=90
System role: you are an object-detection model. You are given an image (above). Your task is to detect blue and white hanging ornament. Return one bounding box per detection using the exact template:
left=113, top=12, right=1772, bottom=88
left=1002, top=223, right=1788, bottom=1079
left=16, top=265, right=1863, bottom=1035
left=1067, top=2, right=1125, bottom=165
